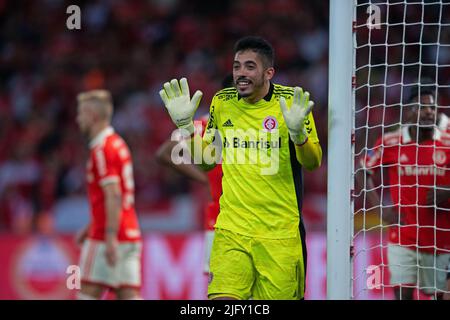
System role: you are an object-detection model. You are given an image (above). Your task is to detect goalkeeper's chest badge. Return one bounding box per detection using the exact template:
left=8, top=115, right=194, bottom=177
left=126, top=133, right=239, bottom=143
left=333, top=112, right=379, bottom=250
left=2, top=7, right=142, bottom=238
left=262, top=116, right=278, bottom=132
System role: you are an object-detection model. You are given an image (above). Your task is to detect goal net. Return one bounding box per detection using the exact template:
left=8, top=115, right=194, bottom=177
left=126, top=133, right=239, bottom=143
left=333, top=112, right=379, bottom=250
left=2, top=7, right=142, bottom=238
left=352, top=0, right=450, bottom=299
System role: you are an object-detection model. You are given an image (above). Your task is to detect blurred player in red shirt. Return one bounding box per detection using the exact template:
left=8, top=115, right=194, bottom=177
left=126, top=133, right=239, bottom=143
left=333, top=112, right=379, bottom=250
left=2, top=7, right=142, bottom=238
left=362, top=85, right=450, bottom=299
left=75, top=90, right=142, bottom=300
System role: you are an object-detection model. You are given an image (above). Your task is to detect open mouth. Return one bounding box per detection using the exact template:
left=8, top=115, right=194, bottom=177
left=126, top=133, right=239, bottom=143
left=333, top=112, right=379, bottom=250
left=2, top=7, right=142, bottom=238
left=236, top=79, right=252, bottom=90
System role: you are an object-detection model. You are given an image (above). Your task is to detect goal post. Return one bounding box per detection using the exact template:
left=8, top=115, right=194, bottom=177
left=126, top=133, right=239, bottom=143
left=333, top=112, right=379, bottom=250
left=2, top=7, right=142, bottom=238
left=327, top=0, right=355, bottom=300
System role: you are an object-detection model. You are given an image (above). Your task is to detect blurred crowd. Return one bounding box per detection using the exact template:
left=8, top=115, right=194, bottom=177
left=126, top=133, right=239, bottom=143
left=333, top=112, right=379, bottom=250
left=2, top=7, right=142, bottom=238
left=1, top=0, right=447, bottom=234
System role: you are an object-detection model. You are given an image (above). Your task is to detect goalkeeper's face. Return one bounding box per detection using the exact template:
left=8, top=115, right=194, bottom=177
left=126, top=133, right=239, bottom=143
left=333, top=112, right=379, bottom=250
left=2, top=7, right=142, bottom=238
left=233, top=50, right=274, bottom=100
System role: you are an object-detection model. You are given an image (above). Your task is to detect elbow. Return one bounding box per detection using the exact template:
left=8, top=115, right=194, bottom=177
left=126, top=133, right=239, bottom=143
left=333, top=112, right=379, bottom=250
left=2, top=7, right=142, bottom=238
left=155, top=155, right=166, bottom=165
left=155, top=149, right=170, bottom=166
left=155, top=147, right=165, bottom=163
left=156, top=141, right=178, bottom=165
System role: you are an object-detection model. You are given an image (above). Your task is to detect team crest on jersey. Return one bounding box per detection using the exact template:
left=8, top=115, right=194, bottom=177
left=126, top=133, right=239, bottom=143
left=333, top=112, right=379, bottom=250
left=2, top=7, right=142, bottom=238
left=262, top=116, right=278, bottom=132
left=432, top=150, right=447, bottom=165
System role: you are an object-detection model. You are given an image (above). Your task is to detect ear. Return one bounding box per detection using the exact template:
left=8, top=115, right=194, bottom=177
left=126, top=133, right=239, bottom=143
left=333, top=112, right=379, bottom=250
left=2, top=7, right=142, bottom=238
left=265, top=67, right=275, bottom=81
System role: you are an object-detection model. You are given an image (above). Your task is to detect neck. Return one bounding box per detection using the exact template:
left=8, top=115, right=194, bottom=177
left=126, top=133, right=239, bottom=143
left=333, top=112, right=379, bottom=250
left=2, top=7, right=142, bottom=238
left=409, top=126, right=433, bottom=143
left=243, top=81, right=270, bottom=104
left=89, top=122, right=109, bottom=142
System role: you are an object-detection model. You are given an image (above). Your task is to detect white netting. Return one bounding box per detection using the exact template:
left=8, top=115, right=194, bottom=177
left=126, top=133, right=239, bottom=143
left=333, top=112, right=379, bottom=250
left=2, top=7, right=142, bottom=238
left=353, top=0, right=450, bottom=299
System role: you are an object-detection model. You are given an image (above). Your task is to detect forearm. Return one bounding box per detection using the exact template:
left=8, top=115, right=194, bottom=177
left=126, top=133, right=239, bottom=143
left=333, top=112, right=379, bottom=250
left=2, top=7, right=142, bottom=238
left=105, top=191, right=121, bottom=239
left=364, top=176, right=382, bottom=210
left=360, top=173, right=398, bottom=224
left=156, top=140, right=209, bottom=184
left=174, top=163, right=209, bottom=183
left=295, top=139, right=322, bottom=171
left=355, top=167, right=382, bottom=211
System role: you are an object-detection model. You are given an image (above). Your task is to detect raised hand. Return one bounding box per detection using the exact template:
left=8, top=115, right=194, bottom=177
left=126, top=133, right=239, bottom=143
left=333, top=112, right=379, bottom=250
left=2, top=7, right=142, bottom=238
left=159, top=78, right=203, bottom=136
left=280, top=87, right=314, bottom=145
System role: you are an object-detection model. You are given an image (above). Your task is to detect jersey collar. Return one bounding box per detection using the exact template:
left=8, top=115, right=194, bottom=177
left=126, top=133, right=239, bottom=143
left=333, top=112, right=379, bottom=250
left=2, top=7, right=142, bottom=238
left=237, top=82, right=274, bottom=102
left=438, top=113, right=449, bottom=131
left=263, top=82, right=274, bottom=102
left=89, top=126, right=114, bottom=149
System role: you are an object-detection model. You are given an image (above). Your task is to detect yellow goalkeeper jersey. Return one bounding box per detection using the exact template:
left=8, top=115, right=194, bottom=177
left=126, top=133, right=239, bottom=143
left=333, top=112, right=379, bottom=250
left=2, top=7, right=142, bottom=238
left=203, top=83, right=320, bottom=239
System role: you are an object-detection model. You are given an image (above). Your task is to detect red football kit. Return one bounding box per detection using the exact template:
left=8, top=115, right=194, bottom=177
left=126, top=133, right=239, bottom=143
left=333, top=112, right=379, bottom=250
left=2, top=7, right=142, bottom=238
left=364, top=126, right=450, bottom=253
left=86, top=127, right=141, bottom=242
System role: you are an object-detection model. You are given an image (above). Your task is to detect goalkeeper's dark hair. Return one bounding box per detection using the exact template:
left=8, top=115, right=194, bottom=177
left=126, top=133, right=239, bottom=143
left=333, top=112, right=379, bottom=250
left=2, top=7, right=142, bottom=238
left=234, top=36, right=274, bottom=68
left=406, top=78, right=436, bottom=103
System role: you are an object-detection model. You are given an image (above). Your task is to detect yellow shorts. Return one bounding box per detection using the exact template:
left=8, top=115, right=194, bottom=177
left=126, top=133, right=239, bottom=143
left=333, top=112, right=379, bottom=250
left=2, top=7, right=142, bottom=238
left=208, top=228, right=305, bottom=300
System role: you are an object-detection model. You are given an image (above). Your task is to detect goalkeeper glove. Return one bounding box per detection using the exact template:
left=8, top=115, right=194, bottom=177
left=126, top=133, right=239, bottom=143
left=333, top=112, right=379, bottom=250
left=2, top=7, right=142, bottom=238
left=159, top=78, right=203, bottom=136
left=280, top=87, right=314, bottom=145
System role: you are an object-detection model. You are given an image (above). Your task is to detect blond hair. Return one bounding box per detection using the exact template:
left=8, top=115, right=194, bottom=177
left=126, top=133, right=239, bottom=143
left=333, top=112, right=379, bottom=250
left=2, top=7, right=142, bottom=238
left=77, top=90, right=113, bottom=120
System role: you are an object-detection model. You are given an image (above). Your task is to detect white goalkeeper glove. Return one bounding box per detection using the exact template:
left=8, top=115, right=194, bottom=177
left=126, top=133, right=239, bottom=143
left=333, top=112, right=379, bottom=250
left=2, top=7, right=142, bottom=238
left=280, top=87, right=314, bottom=145
left=159, top=78, right=203, bottom=136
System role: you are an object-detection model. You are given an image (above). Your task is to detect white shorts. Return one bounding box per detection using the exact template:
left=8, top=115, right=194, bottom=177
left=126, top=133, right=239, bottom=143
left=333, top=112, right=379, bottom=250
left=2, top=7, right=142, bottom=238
left=203, top=230, right=215, bottom=274
left=387, top=244, right=450, bottom=295
left=80, top=239, right=142, bottom=289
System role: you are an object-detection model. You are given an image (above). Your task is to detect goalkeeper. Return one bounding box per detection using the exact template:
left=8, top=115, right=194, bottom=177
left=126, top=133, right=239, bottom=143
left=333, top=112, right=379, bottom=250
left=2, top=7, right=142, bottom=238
left=159, top=36, right=322, bottom=300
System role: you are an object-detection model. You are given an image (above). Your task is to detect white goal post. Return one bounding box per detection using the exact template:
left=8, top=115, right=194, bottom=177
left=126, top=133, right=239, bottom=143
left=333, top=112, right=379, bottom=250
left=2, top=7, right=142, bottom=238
left=327, top=0, right=354, bottom=300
